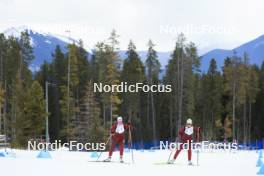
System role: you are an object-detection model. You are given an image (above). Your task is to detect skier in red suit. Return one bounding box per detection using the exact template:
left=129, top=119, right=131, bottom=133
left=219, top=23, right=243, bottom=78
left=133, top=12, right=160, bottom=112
left=104, top=116, right=131, bottom=163
left=168, top=118, right=201, bottom=165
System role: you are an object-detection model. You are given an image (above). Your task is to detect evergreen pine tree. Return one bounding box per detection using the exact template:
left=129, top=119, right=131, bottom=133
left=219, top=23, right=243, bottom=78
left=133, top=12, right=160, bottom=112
left=145, top=39, right=160, bottom=143
left=60, top=44, right=80, bottom=141
left=26, top=81, right=46, bottom=139
left=0, top=84, right=4, bottom=133
left=121, top=40, right=145, bottom=141
left=79, top=81, right=107, bottom=142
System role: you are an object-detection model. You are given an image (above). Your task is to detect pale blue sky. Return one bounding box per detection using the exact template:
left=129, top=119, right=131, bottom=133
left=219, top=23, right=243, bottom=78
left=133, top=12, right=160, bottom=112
left=1, top=0, right=264, bottom=53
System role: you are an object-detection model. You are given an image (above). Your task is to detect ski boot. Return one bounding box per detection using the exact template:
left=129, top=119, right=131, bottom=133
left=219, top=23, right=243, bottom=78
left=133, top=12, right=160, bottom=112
left=120, top=156, right=124, bottom=163
left=167, top=159, right=175, bottom=164
left=103, top=157, right=111, bottom=162
left=188, top=160, right=193, bottom=166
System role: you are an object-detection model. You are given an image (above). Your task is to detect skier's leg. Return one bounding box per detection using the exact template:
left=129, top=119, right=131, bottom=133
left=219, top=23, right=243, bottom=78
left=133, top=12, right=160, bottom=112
left=109, top=138, right=116, bottom=157
left=119, top=137, right=124, bottom=163
left=173, top=143, right=183, bottom=160
left=168, top=143, right=183, bottom=164
left=188, top=140, right=192, bottom=165
left=104, top=137, right=116, bottom=161
left=188, top=149, right=192, bottom=161
left=119, top=141, right=124, bottom=157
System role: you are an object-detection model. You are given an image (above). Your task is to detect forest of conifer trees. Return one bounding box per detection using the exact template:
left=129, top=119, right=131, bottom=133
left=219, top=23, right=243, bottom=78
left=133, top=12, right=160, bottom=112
left=0, top=30, right=264, bottom=148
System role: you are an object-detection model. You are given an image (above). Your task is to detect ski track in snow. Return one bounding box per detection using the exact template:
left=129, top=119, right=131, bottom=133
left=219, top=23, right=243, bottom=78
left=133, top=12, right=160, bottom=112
left=0, top=149, right=259, bottom=176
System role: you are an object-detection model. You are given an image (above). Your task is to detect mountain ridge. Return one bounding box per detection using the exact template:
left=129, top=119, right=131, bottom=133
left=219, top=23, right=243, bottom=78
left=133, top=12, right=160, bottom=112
left=201, top=34, right=264, bottom=71
left=2, top=26, right=264, bottom=72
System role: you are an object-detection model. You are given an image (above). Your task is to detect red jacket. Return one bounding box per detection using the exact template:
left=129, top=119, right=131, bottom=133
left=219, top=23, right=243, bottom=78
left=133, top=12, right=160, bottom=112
left=179, top=125, right=201, bottom=142
left=110, top=123, right=131, bottom=137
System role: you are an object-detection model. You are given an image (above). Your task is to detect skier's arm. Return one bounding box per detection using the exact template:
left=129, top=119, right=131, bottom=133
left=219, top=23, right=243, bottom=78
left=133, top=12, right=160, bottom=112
left=179, top=127, right=184, bottom=139
left=110, top=124, right=117, bottom=134
left=125, top=122, right=132, bottom=130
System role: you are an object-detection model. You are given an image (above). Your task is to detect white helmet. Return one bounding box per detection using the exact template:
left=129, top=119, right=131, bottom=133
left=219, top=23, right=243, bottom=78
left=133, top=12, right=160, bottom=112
left=186, top=118, right=192, bottom=125
left=117, top=116, right=123, bottom=122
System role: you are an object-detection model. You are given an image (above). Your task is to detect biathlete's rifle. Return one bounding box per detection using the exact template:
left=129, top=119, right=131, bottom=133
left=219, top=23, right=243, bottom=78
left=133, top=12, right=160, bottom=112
left=128, top=124, right=134, bottom=163
left=96, top=135, right=111, bottom=161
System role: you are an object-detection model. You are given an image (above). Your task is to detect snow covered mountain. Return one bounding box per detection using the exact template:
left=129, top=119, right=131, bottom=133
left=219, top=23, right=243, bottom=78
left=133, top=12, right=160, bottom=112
left=201, top=34, right=264, bottom=72
left=132, top=33, right=264, bottom=72
left=3, top=26, right=92, bottom=71
left=2, top=26, right=171, bottom=72
left=2, top=26, right=264, bottom=73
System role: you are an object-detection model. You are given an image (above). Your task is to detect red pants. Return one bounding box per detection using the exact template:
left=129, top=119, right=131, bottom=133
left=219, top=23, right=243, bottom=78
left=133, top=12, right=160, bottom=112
left=108, top=134, right=124, bottom=157
left=173, top=140, right=192, bottom=161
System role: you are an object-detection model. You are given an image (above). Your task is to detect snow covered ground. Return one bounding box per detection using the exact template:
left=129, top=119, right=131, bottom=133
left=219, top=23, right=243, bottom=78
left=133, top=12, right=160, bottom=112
left=0, top=148, right=260, bottom=176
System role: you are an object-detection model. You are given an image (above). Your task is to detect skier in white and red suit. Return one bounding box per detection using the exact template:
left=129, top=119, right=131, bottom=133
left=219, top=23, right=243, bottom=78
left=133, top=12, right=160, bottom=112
left=104, top=116, right=131, bottom=163
left=168, top=118, right=201, bottom=165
